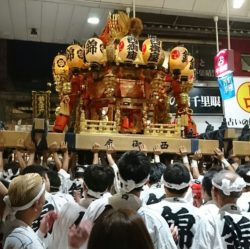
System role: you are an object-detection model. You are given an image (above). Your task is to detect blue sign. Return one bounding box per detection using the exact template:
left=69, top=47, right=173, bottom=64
left=217, top=72, right=235, bottom=100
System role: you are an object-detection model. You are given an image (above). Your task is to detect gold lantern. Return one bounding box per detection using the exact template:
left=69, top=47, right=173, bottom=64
left=117, top=35, right=139, bottom=63
left=66, top=44, right=85, bottom=70
left=142, top=37, right=161, bottom=65
left=52, top=54, right=69, bottom=82
left=169, top=46, right=189, bottom=74
left=84, top=38, right=106, bottom=65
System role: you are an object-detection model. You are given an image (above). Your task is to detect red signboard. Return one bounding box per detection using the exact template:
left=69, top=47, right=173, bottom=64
left=214, top=49, right=234, bottom=77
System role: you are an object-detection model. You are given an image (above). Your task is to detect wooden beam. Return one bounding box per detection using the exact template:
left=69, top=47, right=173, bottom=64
left=0, top=131, right=221, bottom=155
left=232, top=141, right=250, bottom=156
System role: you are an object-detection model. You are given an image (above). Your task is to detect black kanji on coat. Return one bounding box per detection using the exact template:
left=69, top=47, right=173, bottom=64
left=161, top=206, right=195, bottom=249
left=221, top=215, right=250, bottom=249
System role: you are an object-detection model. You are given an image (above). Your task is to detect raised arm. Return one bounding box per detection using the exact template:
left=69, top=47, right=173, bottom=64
left=153, top=144, right=162, bottom=163
left=49, top=142, right=62, bottom=171
left=61, top=141, right=69, bottom=172
left=191, top=150, right=202, bottom=179
left=92, top=143, right=100, bottom=165
left=214, top=148, right=235, bottom=172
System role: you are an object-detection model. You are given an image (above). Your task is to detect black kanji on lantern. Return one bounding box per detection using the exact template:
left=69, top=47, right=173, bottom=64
left=182, top=50, right=188, bottom=63
left=161, top=206, right=196, bottom=249
left=221, top=215, right=250, bottom=249
left=77, top=49, right=84, bottom=59
left=126, top=36, right=138, bottom=61
left=66, top=47, right=75, bottom=61
left=57, top=58, right=66, bottom=67
left=85, top=39, right=98, bottom=55
left=148, top=38, right=161, bottom=63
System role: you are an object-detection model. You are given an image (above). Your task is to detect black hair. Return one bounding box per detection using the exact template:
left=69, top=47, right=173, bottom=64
left=47, top=170, right=61, bottom=192
left=163, top=162, right=190, bottom=195
left=21, top=164, right=48, bottom=178
left=149, top=163, right=166, bottom=185
left=83, top=164, right=114, bottom=193
left=117, top=151, right=151, bottom=184
left=236, top=165, right=250, bottom=185
left=202, top=168, right=221, bottom=198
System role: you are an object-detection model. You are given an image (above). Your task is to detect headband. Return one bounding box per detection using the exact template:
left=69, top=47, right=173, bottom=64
left=83, top=180, right=106, bottom=199
left=163, top=180, right=190, bottom=190
left=212, top=177, right=246, bottom=196
left=3, top=183, right=45, bottom=220
left=119, top=175, right=149, bottom=193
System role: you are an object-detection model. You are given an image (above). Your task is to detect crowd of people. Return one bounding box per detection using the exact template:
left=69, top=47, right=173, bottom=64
left=0, top=138, right=250, bottom=249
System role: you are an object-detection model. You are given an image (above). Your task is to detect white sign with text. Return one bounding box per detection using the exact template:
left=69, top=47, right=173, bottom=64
left=224, top=77, right=250, bottom=128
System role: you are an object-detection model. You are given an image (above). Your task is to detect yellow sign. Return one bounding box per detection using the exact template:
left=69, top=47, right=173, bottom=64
left=237, top=82, right=250, bottom=113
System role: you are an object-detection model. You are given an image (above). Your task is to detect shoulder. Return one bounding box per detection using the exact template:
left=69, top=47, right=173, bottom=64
left=5, top=227, right=41, bottom=249
left=83, top=197, right=108, bottom=222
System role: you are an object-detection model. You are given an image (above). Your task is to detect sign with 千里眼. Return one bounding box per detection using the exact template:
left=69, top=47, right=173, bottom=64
left=169, top=87, right=223, bottom=115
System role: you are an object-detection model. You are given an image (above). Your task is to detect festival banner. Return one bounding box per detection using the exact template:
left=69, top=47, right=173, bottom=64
left=217, top=72, right=236, bottom=100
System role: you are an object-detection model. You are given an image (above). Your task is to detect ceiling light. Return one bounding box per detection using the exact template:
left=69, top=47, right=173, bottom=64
left=87, top=17, right=99, bottom=25
left=232, top=0, right=245, bottom=9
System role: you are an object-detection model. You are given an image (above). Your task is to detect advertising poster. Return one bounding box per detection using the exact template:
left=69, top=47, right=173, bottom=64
left=224, top=77, right=250, bottom=128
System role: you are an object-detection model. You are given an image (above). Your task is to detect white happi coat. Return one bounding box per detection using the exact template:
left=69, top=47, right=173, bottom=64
left=237, top=191, right=250, bottom=212
left=148, top=197, right=201, bottom=249
left=83, top=193, right=177, bottom=249
left=140, top=183, right=166, bottom=205
left=4, top=219, right=45, bottom=249
left=199, top=200, right=219, bottom=216
left=32, top=191, right=74, bottom=247
left=48, top=201, right=87, bottom=249
left=191, top=203, right=250, bottom=249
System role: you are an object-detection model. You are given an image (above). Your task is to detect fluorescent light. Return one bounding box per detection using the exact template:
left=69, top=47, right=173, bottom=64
left=233, top=0, right=245, bottom=9
left=87, top=17, right=99, bottom=25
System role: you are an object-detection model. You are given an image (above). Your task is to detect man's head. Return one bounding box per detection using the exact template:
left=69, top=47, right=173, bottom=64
left=83, top=164, right=114, bottom=198
left=163, top=162, right=190, bottom=196
left=5, top=173, right=45, bottom=219
left=148, top=163, right=166, bottom=186
left=212, top=170, right=246, bottom=208
left=117, top=151, right=151, bottom=193
left=202, top=168, right=222, bottom=201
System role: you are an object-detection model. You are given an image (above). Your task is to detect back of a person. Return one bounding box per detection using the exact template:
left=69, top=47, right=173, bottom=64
left=141, top=183, right=165, bottom=205
left=137, top=205, right=177, bottom=249
left=4, top=224, right=44, bottom=249
left=49, top=202, right=86, bottom=249
left=149, top=198, right=200, bottom=249
left=192, top=205, right=250, bottom=249
left=192, top=170, right=250, bottom=249
left=198, top=200, right=219, bottom=216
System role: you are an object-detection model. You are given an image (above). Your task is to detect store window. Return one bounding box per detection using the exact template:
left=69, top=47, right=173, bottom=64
left=241, top=54, right=250, bottom=71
